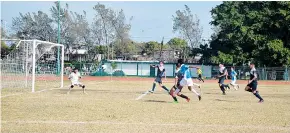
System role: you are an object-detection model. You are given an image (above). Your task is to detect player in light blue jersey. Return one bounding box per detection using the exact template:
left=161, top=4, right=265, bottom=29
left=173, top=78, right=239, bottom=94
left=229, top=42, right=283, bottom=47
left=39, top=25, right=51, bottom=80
left=172, top=59, right=201, bottom=101
left=229, top=67, right=239, bottom=90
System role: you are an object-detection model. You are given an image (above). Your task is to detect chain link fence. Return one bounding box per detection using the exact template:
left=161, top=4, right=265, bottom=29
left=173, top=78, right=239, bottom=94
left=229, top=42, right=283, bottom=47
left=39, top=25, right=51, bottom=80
left=212, top=66, right=289, bottom=81
left=62, top=60, right=290, bottom=81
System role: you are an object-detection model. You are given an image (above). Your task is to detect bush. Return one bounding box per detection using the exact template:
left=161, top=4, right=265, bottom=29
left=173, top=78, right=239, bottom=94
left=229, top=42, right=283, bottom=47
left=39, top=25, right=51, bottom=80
left=90, top=70, right=109, bottom=76
left=112, top=70, right=125, bottom=76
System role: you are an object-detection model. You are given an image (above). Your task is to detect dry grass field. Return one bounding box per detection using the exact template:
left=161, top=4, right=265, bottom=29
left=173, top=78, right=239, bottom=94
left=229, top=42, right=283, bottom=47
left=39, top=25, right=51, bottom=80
left=1, top=77, right=290, bottom=133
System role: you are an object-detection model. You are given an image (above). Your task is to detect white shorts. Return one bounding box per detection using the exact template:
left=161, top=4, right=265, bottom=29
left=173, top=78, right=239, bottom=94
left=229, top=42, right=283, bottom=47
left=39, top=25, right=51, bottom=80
left=180, top=78, right=193, bottom=87
left=174, top=88, right=181, bottom=95
left=231, top=79, right=236, bottom=84
left=71, top=81, right=82, bottom=86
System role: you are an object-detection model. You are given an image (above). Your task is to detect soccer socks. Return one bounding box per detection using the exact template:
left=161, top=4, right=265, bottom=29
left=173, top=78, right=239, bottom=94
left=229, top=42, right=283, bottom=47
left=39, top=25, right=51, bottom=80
left=193, top=83, right=200, bottom=87
left=224, top=84, right=230, bottom=89
left=220, top=85, right=225, bottom=93
left=179, top=94, right=189, bottom=99
left=172, top=96, right=178, bottom=102
left=151, top=83, right=156, bottom=92
left=253, top=91, right=263, bottom=101
left=161, top=86, right=169, bottom=92
left=191, top=88, right=200, bottom=96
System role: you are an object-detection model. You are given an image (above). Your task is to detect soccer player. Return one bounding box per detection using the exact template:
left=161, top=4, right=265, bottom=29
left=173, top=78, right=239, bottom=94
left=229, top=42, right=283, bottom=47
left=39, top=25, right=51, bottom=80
left=67, top=68, right=86, bottom=94
left=170, top=62, right=191, bottom=103
left=148, top=61, right=170, bottom=93
left=196, top=67, right=205, bottom=83
left=245, top=63, right=264, bottom=103
left=229, top=67, right=239, bottom=90
left=175, top=59, right=201, bottom=101
left=217, top=63, right=230, bottom=95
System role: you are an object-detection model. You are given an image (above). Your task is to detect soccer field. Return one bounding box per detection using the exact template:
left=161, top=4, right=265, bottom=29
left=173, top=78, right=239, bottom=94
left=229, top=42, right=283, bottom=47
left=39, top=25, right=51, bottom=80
left=1, top=77, right=290, bottom=133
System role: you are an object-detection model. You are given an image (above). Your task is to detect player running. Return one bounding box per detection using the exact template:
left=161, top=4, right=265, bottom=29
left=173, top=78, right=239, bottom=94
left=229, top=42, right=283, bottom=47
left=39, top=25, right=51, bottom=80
left=245, top=63, right=264, bottom=103
left=170, top=62, right=191, bottom=103
left=173, top=59, right=201, bottom=101
left=148, top=61, right=170, bottom=94
left=217, top=64, right=230, bottom=95
left=67, top=68, right=86, bottom=94
left=228, top=67, right=239, bottom=90
left=196, top=67, right=205, bottom=83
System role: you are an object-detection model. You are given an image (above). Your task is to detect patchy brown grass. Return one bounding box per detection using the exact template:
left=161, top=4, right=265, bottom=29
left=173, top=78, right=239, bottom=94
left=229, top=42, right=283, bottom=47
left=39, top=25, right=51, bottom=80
left=2, top=79, right=290, bottom=133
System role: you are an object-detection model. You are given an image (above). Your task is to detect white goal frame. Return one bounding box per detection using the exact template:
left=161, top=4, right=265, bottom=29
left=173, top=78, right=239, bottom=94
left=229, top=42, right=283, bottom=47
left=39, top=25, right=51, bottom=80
left=1, top=39, right=64, bottom=92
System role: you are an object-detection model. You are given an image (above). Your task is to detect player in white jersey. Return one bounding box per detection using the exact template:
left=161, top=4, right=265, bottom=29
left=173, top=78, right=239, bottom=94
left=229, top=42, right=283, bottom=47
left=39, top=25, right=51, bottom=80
left=67, top=68, right=86, bottom=94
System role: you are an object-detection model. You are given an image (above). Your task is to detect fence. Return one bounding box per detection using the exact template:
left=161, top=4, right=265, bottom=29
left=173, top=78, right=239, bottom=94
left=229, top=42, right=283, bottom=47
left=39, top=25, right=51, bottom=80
left=64, top=62, right=98, bottom=75
left=62, top=60, right=290, bottom=81
left=101, top=60, right=212, bottom=78
left=212, top=66, right=289, bottom=81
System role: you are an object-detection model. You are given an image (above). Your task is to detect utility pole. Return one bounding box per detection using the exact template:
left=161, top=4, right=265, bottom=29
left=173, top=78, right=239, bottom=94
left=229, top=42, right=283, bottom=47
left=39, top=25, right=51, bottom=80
left=57, top=0, right=61, bottom=75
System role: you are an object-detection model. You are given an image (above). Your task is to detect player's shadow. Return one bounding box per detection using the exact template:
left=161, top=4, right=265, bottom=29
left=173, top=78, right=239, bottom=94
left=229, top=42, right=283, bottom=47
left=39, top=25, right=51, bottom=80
left=143, top=100, right=172, bottom=103
left=204, top=92, right=220, bottom=95
left=215, top=99, right=241, bottom=103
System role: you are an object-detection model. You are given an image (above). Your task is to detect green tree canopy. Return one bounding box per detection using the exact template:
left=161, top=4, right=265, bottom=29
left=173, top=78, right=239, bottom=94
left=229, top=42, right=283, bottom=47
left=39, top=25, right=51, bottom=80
left=167, top=37, right=187, bottom=50
left=210, top=1, right=290, bottom=66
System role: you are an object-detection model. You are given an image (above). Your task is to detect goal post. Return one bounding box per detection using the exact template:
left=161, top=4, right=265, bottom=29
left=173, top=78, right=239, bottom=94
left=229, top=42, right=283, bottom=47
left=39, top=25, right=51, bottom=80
left=1, top=39, right=64, bottom=92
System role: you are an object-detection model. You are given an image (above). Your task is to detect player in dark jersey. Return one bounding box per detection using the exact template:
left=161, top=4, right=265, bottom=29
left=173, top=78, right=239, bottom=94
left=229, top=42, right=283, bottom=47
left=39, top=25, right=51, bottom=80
left=149, top=61, right=170, bottom=93
left=218, top=63, right=230, bottom=95
left=245, top=63, right=264, bottom=103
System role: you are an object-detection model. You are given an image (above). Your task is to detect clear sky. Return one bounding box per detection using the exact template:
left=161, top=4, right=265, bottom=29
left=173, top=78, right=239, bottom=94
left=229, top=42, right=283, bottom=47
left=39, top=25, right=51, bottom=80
left=1, top=1, right=222, bottom=43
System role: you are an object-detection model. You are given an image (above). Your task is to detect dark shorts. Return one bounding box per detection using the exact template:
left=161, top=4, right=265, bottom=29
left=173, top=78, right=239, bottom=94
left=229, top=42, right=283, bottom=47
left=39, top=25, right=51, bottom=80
left=154, top=77, right=162, bottom=84
left=175, top=86, right=183, bottom=93
left=198, top=74, right=202, bottom=78
left=247, top=82, right=258, bottom=91
left=218, top=77, right=225, bottom=84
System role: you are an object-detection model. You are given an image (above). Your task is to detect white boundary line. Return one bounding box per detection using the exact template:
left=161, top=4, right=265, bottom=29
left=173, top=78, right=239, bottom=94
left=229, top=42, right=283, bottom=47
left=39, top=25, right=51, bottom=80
left=1, top=81, right=112, bottom=98
left=2, top=120, right=290, bottom=130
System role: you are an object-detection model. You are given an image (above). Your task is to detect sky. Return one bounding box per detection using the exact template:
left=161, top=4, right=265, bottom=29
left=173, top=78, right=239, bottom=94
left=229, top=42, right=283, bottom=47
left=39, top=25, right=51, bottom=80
left=1, top=1, right=222, bottom=43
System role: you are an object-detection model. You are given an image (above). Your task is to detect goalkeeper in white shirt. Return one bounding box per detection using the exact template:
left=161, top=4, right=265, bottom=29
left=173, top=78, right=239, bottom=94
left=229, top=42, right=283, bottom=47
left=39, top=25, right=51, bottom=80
left=67, top=68, right=86, bottom=94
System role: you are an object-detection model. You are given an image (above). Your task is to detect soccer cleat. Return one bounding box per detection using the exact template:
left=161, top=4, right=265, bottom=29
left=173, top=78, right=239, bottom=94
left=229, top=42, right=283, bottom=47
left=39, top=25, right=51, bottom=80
left=148, top=90, right=154, bottom=93
left=258, top=100, right=264, bottom=103
left=198, top=95, right=201, bottom=101
left=186, top=98, right=190, bottom=102
left=222, top=92, right=226, bottom=95
left=235, top=86, right=238, bottom=90
left=173, top=101, right=179, bottom=104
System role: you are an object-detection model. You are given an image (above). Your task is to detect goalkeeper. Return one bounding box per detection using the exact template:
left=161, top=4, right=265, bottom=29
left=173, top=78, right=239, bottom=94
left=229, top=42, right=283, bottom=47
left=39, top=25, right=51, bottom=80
left=67, top=68, right=86, bottom=94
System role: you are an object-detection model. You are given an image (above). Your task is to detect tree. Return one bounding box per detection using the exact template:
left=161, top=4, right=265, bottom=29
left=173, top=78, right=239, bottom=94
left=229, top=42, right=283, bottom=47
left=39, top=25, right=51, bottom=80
left=167, top=37, right=187, bottom=59
left=167, top=37, right=187, bottom=49
left=12, top=11, right=54, bottom=41
left=1, top=41, right=10, bottom=59
left=210, top=1, right=290, bottom=66
left=111, top=61, right=117, bottom=70
left=1, top=20, right=7, bottom=38
left=172, top=5, right=203, bottom=59
left=88, top=45, right=107, bottom=62
left=110, top=9, right=133, bottom=59
left=144, top=41, right=160, bottom=56
left=93, top=3, right=115, bottom=59
left=50, top=2, right=91, bottom=61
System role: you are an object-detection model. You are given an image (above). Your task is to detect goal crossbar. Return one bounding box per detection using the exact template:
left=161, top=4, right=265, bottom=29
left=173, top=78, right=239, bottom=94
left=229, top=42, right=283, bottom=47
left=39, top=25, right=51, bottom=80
left=1, top=39, right=65, bottom=92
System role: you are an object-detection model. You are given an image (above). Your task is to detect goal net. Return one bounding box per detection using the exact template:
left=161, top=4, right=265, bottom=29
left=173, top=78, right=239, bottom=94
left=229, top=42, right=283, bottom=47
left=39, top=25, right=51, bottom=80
left=1, top=39, right=64, bottom=92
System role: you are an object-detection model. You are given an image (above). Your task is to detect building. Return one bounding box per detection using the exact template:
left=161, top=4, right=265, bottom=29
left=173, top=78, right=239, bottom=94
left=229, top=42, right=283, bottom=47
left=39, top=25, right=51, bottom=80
left=64, top=49, right=103, bottom=62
